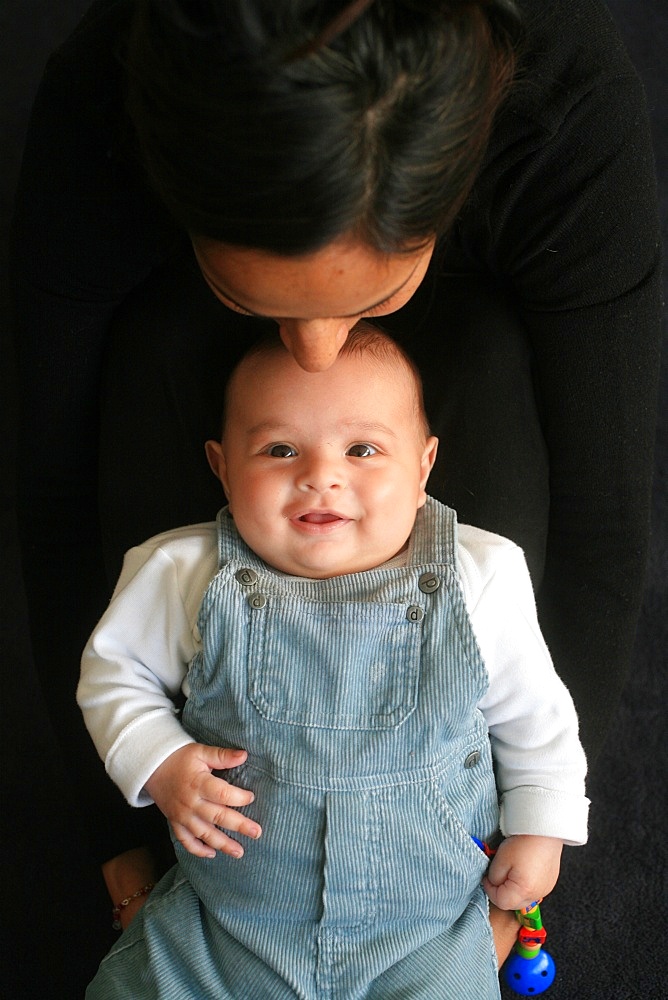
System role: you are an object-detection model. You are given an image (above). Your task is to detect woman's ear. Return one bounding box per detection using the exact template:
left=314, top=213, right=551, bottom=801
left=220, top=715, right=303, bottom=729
left=417, top=435, right=439, bottom=506
left=204, top=439, right=229, bottom=496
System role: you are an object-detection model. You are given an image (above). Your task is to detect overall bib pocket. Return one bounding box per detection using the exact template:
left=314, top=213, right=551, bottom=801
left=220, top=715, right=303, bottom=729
left=247, top=596, right=422, bottom=730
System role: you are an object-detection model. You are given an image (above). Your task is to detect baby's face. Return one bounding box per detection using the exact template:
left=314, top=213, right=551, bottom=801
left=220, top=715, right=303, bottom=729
left=207, top=348, right=437, bottom=578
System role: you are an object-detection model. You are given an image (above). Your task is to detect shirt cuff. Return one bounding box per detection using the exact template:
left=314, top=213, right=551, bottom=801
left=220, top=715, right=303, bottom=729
left=105, top=709, right=195, bottom=807
left=500, top=785, right=590, bottom=846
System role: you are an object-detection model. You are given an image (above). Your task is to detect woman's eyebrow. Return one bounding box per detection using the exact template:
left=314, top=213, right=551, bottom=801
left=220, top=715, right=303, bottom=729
left=198, top=261, right=420, bottom=319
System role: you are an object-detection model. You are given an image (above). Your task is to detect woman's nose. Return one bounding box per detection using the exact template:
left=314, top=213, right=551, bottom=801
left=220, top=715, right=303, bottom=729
left=277, top=318, right=351, bottom=372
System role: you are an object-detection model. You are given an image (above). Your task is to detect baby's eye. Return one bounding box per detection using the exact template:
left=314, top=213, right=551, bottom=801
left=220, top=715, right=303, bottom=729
left=267, top=443, right=298, bottom=458
left=346, top=443, right=377, bottom=458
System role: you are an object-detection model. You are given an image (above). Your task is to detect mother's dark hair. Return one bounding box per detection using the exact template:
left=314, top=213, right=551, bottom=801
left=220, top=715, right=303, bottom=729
left=126, top=0, right=523, bottom=254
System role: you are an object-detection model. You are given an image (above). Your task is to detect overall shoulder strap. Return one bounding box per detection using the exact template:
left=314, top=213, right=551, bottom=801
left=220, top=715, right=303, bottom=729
left=215, top=506, right=265, bottom=571
left=407, top=496, right=457, bottom=567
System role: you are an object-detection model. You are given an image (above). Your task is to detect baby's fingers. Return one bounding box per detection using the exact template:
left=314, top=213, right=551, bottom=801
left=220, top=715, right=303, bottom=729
left=482, top=874, right=532, bottom=911
left=201, top=746, right=249, bottom=772
left=202, top=771, right=256, bottom=811
left=173, top=803, right=261, bottom=860
left=171, top=819, right=243, bottom=860
left=207, top=803, right=262, bottom=848
left=200, top=773, right=260, bottom=842
left=171, top=819, right=219, bottom=859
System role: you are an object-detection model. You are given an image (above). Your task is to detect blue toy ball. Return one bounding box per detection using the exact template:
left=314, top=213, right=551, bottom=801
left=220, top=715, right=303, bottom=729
left=503, top=949, right=556, bottom=996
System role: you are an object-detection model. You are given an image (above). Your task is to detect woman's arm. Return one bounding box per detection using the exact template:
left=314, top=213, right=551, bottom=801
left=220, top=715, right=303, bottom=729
left=9, top=0, right=175, bottom=862
left=466, top=0, right=662, bottom=758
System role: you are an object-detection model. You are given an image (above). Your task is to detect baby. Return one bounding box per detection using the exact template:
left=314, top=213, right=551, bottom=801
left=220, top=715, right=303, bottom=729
left=79, top=324, right=588, bottom=999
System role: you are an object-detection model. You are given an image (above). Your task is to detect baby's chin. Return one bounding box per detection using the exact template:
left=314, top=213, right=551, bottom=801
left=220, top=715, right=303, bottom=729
left=266, top=539, right=411, bottom=579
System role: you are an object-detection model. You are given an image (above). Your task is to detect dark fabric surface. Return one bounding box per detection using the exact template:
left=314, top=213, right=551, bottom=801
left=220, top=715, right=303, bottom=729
left=1, top=2, right=665, bottom=997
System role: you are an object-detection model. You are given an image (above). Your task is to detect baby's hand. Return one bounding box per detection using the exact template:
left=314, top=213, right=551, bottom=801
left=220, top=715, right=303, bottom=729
left=482, top=835, right=563, bottom=911
left=145, top=745, right=261, bottom=859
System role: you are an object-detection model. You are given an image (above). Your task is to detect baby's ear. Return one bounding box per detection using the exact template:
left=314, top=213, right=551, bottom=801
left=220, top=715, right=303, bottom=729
left=418, top=436, right=439, bottom=505
left=204, top=440, right=228, bottom=493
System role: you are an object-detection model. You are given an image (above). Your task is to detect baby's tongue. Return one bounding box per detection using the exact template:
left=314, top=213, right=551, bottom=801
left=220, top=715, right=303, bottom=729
left=301, top=512, right=339, bottom=524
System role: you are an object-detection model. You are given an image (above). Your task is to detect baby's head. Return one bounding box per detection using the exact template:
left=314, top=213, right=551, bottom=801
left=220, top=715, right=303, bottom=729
left=206, top=323, right=438, bottom=578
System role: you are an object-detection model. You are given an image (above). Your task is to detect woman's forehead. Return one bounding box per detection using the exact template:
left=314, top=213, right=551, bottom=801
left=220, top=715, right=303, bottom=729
left=193, top=236, right=434, bottom=320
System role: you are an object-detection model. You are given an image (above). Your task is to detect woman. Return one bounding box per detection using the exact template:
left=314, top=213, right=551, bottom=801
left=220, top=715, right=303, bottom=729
left=10, top=0, right=661, bottom=972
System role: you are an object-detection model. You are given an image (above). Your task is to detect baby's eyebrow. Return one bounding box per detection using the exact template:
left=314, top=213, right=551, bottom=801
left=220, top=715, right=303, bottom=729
left=245, top=419, right=398, bottom=439
left=245, top=420, right=298, bottom=438
left=342, top=420, right=398, bottom=438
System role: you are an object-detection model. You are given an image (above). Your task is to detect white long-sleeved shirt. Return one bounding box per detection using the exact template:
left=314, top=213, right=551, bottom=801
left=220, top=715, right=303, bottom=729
left=78, top=519, right=589, bottom=844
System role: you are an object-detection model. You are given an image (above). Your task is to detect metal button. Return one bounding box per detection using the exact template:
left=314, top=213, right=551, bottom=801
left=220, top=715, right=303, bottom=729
left=418, top=572, right=440, bottom=594
left=464, top=751, right=481, bottom=769
left=406, top=605, right=424, bottom=623
left=236, top=568, right=258, bottom=587
left=248, top=593, right=266, bottom=610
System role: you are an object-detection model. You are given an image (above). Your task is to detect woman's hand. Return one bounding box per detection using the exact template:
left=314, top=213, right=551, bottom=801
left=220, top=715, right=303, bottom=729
left=145, top=745, right=262, bottom=859
left=102, top=846, right=160, bottom=931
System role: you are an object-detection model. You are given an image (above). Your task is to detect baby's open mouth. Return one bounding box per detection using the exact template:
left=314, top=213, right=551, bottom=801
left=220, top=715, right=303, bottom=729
left=298, top=512, right=342, bottom=524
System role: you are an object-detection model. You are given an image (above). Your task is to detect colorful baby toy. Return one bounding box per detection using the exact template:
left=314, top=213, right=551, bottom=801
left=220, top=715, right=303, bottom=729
left=503, top=899, right=556, bottom=996
left=472, top=837, right=556, bottom=996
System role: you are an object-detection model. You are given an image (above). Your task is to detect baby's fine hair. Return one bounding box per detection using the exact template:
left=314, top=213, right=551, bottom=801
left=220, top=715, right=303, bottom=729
left=222, top=323, right=431, bottom=440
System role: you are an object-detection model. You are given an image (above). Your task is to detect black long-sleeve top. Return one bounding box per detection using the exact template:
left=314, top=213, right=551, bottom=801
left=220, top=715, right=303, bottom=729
left=9, top=0, right=662, bottom=858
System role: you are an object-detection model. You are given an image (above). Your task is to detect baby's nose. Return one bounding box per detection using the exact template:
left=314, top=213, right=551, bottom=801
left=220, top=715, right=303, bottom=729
left=296, top=453, right=346, bottom=493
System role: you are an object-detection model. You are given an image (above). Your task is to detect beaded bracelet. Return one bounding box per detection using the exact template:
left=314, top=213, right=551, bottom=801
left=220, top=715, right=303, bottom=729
left=112, top=883, right=155, bottom=930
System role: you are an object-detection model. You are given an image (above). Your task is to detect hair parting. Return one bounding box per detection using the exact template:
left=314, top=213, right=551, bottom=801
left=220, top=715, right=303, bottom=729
left=126, top=1, right=523, bottom=254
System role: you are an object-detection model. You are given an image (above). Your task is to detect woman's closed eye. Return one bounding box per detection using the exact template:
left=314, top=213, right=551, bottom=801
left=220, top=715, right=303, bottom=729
left=215, top=290, right=397, bottom=322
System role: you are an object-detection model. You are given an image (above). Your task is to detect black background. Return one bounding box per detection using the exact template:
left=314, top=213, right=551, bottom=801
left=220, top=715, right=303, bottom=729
left=1, top=2, right=665, bottom=996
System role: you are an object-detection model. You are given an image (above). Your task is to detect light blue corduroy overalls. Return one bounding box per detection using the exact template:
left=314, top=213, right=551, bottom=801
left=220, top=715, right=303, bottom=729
left=88, top=498, right=501, bottom=999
